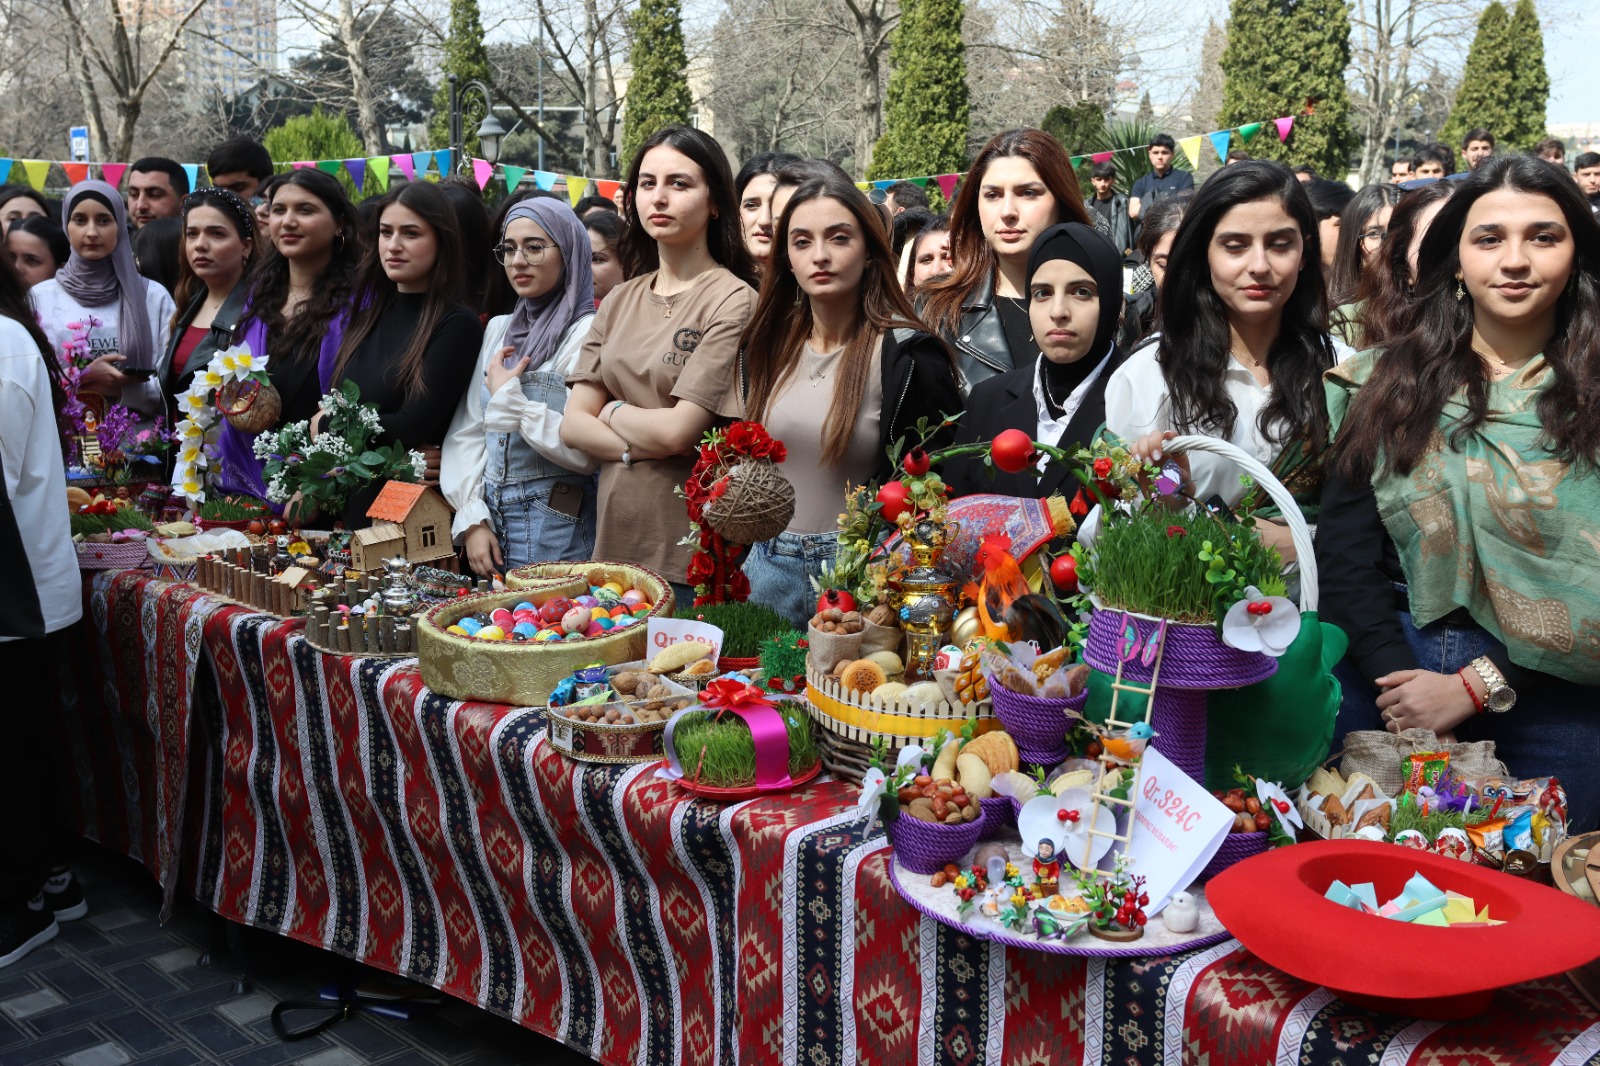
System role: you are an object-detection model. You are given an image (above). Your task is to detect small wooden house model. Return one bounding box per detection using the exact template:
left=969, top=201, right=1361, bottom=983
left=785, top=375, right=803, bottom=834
left=349, top=482, right=456, bottom=572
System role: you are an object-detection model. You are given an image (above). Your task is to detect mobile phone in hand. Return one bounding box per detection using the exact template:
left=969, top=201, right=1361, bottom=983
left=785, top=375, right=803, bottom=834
left=119, top=367, right=157, bottom=381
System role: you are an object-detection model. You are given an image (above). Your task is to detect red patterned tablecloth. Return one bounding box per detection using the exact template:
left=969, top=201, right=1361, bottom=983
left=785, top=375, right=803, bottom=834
left=65, top=570, right=1600, bottom=1065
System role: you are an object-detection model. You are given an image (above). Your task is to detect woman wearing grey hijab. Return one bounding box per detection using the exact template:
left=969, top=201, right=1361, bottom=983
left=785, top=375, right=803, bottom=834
left=441, top=197, right=600, bottom=576
left=29, top=179, right=176, bottom=426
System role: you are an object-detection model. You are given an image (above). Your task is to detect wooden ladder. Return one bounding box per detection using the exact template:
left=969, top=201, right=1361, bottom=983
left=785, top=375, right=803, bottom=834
left=1079, top=614, right=1166, bottom=869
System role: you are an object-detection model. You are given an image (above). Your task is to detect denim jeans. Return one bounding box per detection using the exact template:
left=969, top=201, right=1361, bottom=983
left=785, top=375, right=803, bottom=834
left=486, top=475, right=596, bottom=569
left=1334, top=586, right=1600, bottom=832
left=743, top=531, right=838, bottom=628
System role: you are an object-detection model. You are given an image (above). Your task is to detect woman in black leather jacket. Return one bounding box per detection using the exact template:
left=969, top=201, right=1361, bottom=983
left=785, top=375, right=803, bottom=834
left=918, top=128, right=1091, bottom=394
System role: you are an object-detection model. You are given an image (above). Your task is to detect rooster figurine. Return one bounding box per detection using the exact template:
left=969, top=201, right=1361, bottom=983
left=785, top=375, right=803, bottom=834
left=963, top=534, right=1032, bottom=641
left=1092, top=721, right=1156, bottom=766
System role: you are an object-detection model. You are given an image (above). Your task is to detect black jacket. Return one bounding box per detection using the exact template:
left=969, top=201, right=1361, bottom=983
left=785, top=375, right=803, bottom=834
left=1085, top=193, right=1134, bottom=258
left=943, top=348, right=1124, bottom=501
left=163, top=282, right=248, bottom=399
left=939, top=271, right=1014, bottom=394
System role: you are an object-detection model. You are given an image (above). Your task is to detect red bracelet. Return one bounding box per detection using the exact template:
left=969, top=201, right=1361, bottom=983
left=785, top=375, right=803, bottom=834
left=1459, top=669, right=1485, bottom=714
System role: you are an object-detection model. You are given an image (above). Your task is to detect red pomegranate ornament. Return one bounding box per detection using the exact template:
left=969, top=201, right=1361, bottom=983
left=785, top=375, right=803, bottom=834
left=875, top=480, right=912, bottom=523
left=1050, top=555, right=1078, bottom=592
left=990, top=429, right=1036, bottom=474
left=816, top=588, right=857, bottom=614
left=901, top=447, right=930, bottom=477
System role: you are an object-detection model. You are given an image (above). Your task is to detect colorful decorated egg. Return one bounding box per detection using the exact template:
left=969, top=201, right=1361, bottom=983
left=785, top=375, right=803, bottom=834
left=447, top=625, right=470, bottom=637
left=514, top=601, right=536, bottom=614
left=589, top=606, right=609, bottom=621
left=490, top=608, right=515, bottom=629
left=538, top=597, right=573, bottom=625
left=622, top=589, right=644, bottom=605
left=601, top=581, right=624, bottom=596
left=613, top=615, right=636, bottom=628
left=575, top=594, right=599, bottom=609
left=477, top=625, right=506, bottom=641
left=561, top=606, right=589, bottom=634
left=458, top=618, right=483, bottom=636
left=512, top=622, right=537, bottom=638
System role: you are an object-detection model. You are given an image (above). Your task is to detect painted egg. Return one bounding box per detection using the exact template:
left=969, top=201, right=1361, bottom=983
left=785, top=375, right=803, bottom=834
left=601, top=581, right=624, bottom=595
left=622, top=589, right=644, bottom=605
left=589, top=606, right=609, bottom=621
left=561, top=606, right=589, bottom=634
left=575, top=595, right=599, bottom=609
left=490, top=608, right=515, bottom=628
left=584, top=622, right=605, bottom=637
left=512, top=622, right=537, bottom=638
left=613, top=615, right=636, bottom=628
left=563, top=632, right=584, bottom=641
left=594, top=617, right=614, bottom=631
left=477, top=625, right=505, bottom=641
left=539, top=598, right=573, bottom=625
left=632, top=606, right=651, bottom=618
left=458, top=618, right=483, bottom=636
left=609, top=605, right=628, bottom=618
left=534, top=630, right=559, bottom=642
left=513, top=610, right=538, bottom=625
left=447, top=625, right=469, bottom=637
left=514, top=601, right=536, bottom=614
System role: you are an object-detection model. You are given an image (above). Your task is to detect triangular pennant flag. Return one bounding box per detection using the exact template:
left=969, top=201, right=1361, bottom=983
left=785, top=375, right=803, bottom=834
left=0, top=159, right=11, bottom=185
left=502, top=165, right=528, bottom=194
left=567, top=176, right=590, bottom=207
left=315, top=159, right=341, bottom=176
left=432, top=149, right=451, bottom=178
left=595, top=179, right=620, bottom=202
left=344, top=158, right=366, bottom=191
left=871, top=179, right=894, bottom=190
left=910, top=176, right=929, bottom=187
left=291, top=160, right=314, bottom=170
left=1177, top=136, right=1203, bottom=167
left=1209, top=130, right=1232, bottom=162
left=533, top=170, right=557, bottom=191
left=1275, top=116, right=1294, bottom=142
left=369, top=156, right=390, bottom=191
left=855, top=182, right=870, bottom=192
left=1071, top=156, right=1085, bottom=168
left=22, top=160, right=50, bottom=190
left=936, top=174, right=959, bottom=200
left=99, top=162, right=126, bottom=188
left=1090, top=151, right=1114, bottom=164
left=62, top=163, right=89, bottom=185
left=180, top=163, right=199, bottom=191
left=392, top=154, right=415, bottom=182
left=1239, top=122, right=1263, bottom=143
left=472, top=158, right=494, bottom=191
left=411, top=151, right=432, bottom=178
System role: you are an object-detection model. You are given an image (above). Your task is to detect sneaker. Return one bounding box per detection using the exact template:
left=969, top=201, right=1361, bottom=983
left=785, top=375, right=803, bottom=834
left=0, top=900, right=59, bottom=969
left=42, top=870, right=87, bottom=922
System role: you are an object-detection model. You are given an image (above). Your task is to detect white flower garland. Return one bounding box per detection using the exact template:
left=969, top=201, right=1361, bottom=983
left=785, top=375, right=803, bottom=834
left=171, top=344, right=271, bottom=506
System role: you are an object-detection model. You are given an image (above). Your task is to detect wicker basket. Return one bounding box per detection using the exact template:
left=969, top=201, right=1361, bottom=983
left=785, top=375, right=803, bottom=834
left=76, top=541, right=153, bottom=571
left=1199, top=832, right=1267, bottom=880
left=989, top=684, right=1085, bottom=766
left=217, top=379, right=282, bottom=434
left=805, top=665, right=996, bottom=769
left=889, top=809, right=985, bottom=875
left=545, top=704, right=671, bottom=765
left=701, top=459, right=795, bottom=545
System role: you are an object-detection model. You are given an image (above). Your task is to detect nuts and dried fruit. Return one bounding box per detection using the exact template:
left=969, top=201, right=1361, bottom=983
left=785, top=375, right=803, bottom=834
left=809, top=607, right=865, bottom=634
left=899, top=775, right=981, bottom=823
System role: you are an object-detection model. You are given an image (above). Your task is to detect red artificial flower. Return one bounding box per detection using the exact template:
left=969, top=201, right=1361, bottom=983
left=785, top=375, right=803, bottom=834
left=724, top=422, right=759, bottom=453
left=708, top=477, right=730, bottom=500
left=1069, top=489, right=1089, bottom=517
left=1093, top=456, right=1113, bottom=479
left=1166, top=525, right=1188, bottom=538
left=686, top=553, right=716, bottom=582
left=768, top=441, right=787, bottom=463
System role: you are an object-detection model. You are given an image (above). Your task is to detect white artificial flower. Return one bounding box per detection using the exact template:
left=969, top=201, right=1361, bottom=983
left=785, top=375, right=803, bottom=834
left=857, top=767, right=887, bottom=813
left=180, top=476, right=205, bottom=504
left=179, top=443, right=206, bottom=468
left=179, top=419, right=206, bottom=441
left=1221, top=585, right=1301, bottom=657
left=409, top=449, right=426, bottom=479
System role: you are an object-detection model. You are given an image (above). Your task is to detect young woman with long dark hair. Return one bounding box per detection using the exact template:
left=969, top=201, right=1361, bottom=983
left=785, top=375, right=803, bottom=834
left=735, top=150, right=801, bottom=273
left=1119, top=193, right=1189, bottom=350
left=738, top=175, right=961, bottom=624
left=583, top=209, right=628, bottom=303
left=560, top=125, right=757, bottom=606
left=1106, top=161, right=1346, bottom=561
left=30, top=180, right=175, bottom=427
left=329, top=181, right=482, bottom=527
left=443, top=197, right=599, bottom=575
left=945, top=223, right=1125, bottom=504
left=1328, top=183, right=1403, bottom=341
left=905, top=215, right=952, bottom=291
left=164, top=188, right=254, bottom=397
left=213, top=169, right=363, bottom=501
left=6, top=216, right=68, bottom=288
left=1340, top=180, right=1456, bottom=352
left=1318, top=155, right=1600, bottom=831
left=918, top=128, right=1091, bottom=393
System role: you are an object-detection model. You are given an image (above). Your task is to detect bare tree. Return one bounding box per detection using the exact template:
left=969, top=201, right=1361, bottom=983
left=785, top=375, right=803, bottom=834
left=268, top=0, right=408, bottom=152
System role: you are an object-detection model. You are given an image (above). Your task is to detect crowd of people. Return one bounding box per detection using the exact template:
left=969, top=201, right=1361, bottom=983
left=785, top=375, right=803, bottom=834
left=3, top=121, right=1599, bottom=967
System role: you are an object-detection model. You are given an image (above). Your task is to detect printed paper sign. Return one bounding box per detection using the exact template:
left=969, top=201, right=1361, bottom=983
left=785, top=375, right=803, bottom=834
left=1117, top=747, right=1233, bottom=915
left=645, top=616, right=723, bottom=664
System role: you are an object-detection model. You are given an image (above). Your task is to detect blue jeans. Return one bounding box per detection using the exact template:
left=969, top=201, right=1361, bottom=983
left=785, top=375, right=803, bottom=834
left=743, top=531, right=838, bottom=628
left=1334, top=591, right=1600, bottom=832
left=486, top=476, right=596, bottom=569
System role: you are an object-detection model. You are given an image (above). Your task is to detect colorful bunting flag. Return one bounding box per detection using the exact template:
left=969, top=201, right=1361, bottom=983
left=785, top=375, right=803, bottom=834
left=432, top=149, right=451, bottom=179
left=502, top=165, right=528, bottom=194
left=369, top=156, right=390, bottom=191
left=411, top=151, right=432, bottom=179
left=855, top=182, right=870, bottom=192
left=595, top=179, right=620, bottom=203
left=180, top=163, right=199, bottom=191
left=472, top=158, right=494, bottom=191
left=1090, top=151, right=1114, bottom=164
left=1177, top=135, right=1203, bottom=168
left=100, top=162, right=126, bottom=188
left=534, top=170, right=557, bottom=191
left=0, top=159, right=11, bottom=185
left=1275, top=116, right=1294, bottom=142
left=567, top=176, right=590, bottom=207
left=871, top=180, right=894, bottom=191
left=910, top=176, right=929, bottom=187
left=315, top=159, right=341, bottom=177
left=393, top=154, right=415, bottom=182
left=291, top=160, right=314, bottom=170
left=62, top=163, right=88, bottom=185
left=1209, top=130, right=1232, bottom=162
left=22, top=160, right=50, bottom=190
left=344, top=158, right=366, bottom=190
left=936, top=174, right=959, bottom=200
left=1238, top=122, right=1263, bottom=143
left=1071, top=156, right=1085, bottom=168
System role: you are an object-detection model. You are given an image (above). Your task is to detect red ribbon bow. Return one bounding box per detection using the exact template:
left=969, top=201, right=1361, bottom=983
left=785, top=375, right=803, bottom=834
left=701, top=677, right=773, bottom=711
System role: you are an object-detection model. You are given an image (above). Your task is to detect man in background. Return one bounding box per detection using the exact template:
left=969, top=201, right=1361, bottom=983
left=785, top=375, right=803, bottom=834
left=1461, top=129, right=1495, bottom=171
left=1128, top=134, right=1193, bottom=220
left=1536, top=138, right=1566, bottom=167
left=1412, top=143, right=1454, bottom=179
left=885, top=180, right=930, bottom=219
left=1575, top=153, right=1600, bottom=217
left=1390, top=157, right=1414, bottom=183
left=205, top=138, right=274, bottom=202
left=1084, top=161, right=1132, bottom=256
left=127, top=158, right=188, bottom=228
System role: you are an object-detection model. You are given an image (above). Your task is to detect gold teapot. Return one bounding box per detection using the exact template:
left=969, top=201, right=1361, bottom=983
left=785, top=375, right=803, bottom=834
left=889, top=517, right=959, bottom=682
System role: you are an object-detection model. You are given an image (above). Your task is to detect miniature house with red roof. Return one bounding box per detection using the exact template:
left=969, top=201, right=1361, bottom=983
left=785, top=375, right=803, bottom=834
left=350, top=481, right=456, bottom=572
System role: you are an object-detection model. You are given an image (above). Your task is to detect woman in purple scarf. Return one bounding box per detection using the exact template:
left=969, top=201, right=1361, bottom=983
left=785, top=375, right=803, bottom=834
left=213, top=169, right=363, bottom=501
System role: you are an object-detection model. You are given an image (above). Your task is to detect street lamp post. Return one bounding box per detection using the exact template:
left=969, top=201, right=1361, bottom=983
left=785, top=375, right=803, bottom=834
left=448, top=73, right=508, bottom=174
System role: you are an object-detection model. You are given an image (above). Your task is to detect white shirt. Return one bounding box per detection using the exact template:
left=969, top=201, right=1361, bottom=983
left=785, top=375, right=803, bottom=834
left=29, top=277, right=176, bottom=422
left=1032, top=347, right=1115, bottom=470
left=1103, top=334, right=1354, bottom=506
left=440, top=314, right=598, bottom=540
left=0, top=318, right=83, bottom=641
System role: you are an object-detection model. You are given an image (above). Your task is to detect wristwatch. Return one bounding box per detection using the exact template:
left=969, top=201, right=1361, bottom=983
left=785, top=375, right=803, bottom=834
left=1468, top=656, right=1516, bottom=712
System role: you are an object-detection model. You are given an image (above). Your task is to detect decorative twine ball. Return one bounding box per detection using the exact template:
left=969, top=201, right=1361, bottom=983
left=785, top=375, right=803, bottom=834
left=218, top=380, right=283, bottom=434
left=702, top=459, right=796, bottom=545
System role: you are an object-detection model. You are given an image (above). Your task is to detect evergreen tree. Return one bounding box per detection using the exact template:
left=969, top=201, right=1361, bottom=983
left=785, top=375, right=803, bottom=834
left=1135, top=91, right=1154, bottom=124
left=1440, top=3, right=1516, bottom=152
left=620, top=0, right=692, bottom=175
left=1218, top=0, right=1357, bottom=176
left=428, top=0, right=493, bottom=164
left=867, top=0, right=968, bottom=179
left=1506, top=0, right=1549, bottom=148
left=264, top=109, right=365, bottom=199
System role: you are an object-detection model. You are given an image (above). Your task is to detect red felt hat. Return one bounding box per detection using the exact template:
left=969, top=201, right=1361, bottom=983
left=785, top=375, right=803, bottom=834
left=1208, top=839, right=1600, bottom=1020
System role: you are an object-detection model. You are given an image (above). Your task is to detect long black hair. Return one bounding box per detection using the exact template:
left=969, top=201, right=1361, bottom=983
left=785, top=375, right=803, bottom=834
left=619, top=125, right=756, bottom=285
left=438, top=177, right=493, bottom=314
left=333, top=182, right=466, bottom=396
left=1156, top=160, right=1335, bottom=447
left=0, top=254, right=66, bottom=447
left=1335, top=155, right=1600, bottom=478
left=1329, top=182, right=1402, bottom=305
left=241, top=169, right=362, bottom=371
left=8, top=215, right=69, bottom=266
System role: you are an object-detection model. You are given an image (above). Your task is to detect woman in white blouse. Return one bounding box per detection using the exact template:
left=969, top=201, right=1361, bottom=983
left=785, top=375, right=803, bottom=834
left=441, top=197, right=598, bottom=577
left=1104, top=161, right=1349, bottom=561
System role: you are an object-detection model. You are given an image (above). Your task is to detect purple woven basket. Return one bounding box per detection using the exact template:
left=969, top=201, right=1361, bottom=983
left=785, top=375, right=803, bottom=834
left=889, top=809, right=986, bottom=875
left=1198, top=831, right=1267, bottom=880
left=1083, top=609, right=1276, bottom=690
left=991, top=684, right=1084, bottom=765
left=978, top=795, right=1014, bottom=839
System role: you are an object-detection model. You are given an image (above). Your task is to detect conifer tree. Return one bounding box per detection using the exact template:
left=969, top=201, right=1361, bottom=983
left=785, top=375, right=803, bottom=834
left=867, top=0, right=968, bottom=179
left=428, top=0, right=493, bottom=165
left=1506, top=0, right=1549, bottom=148
left=620, top=0, right=693, bottom=175
left=1440, top=2, right=1518, bottom=152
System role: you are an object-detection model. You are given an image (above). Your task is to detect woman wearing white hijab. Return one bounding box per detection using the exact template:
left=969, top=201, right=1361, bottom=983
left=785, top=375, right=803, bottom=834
left=29, top=180, right=175, bottom=425
left=441, top=197, right=600, bottom=577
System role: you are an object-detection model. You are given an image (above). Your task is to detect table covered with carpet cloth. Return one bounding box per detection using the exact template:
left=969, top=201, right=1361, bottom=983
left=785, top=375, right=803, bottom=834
left=61, top=570, right=1600, bottom=1066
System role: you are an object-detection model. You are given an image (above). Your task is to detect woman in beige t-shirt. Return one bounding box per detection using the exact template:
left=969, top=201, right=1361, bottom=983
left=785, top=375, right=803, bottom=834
left=562, top=126, right=757, bottom=605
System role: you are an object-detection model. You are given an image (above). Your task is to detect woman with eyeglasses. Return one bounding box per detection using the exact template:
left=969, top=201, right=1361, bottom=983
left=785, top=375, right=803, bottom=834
left=443, top=198, right=599, bottom=575
left=1328, top=183, right=1403, bottom=344
left=1339, top=181, right=1457, bottom=352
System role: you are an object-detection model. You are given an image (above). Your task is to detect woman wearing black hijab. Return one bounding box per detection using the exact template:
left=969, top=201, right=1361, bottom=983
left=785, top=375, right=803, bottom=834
left=945, top=222, right=1126, bottom=501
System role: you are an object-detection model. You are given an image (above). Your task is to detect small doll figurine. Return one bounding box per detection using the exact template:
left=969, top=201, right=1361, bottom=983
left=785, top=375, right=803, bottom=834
left=1033, top=838, right=1061, bottom=892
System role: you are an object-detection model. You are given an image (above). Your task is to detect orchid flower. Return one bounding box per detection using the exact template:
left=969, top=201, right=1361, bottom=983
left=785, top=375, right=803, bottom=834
left=1221, top=585, right=1300, bottom=656
left=858, top=767, right=887, bottom=812
left=1254, top=778, right=1302, bottom=835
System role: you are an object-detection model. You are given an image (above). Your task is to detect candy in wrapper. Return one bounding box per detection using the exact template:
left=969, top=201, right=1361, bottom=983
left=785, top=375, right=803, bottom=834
left=1394, top=829, right=1430, bottom=851
left=1402, top=750, right=1449, bottom=794
left=1504, top=809, right=1539, bottom=854
left=1465, top=820, right=1504, bottom=856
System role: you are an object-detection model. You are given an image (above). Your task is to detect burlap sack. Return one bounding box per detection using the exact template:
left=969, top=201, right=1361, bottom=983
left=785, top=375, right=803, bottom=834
left=1337, top=728, right=1507, bottom=795
left=859, top=619, right=902, bottom=657
left=807, top=621, right=863, bottom=674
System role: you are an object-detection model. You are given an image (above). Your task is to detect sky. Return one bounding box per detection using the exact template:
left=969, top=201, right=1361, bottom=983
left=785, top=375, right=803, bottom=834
left=1544, top=5, right=1596, bottom=125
